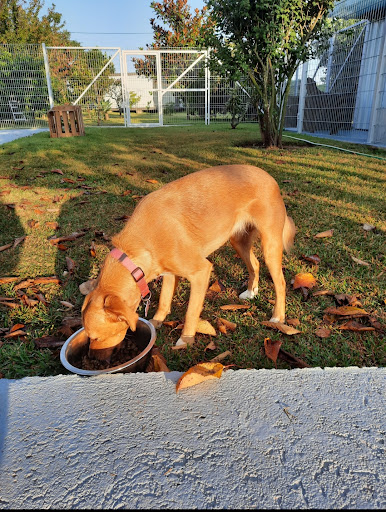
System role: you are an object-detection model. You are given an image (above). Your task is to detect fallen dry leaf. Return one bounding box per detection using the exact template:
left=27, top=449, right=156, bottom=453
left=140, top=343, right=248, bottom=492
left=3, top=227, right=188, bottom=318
left=9, top=323, right=25, bottom=333
left=220, top=304, right=250, bottom=311
left=315, top=326, right=332, bottom=338
left=301, top=254, right=321, bottom=265
left=208, top=280, right=226, bottom=293
left=59, top=300, right=74, bottom=309
left=351, top=256, right=370, bottom=266
left=314, top=229, right=334, bottom=238
left=4, top=329, right=27, bottom=338
left=334, top=294, right=362, bottom=307
left=210, top=350, right=232, bottom=362
left=217, top=317, right=237, bottom=333
left=89, top=241, right=97, bottom=258
left=261, top=321, right=301, bottom=335
left=338, top=320, right=375, bottom=332
left=0, top=243, right=13, bottom=252
left=293, top=273, right=317, bottom=290
left=145, top=348, right=170, bottom=372
left=162, top=320, right=180, bottom=328
left=313, top=290, right=334, bottom=297
left=277, top=348, right=310, bottom=368
left=176, top=319, right=217, bottom=336
left=79, top=279, right=96, bottom=295
left=0, top=277, right=18, bottom=285
left=264, top=337, right=282, bottom=365
left=204, top=340, right=217, bottom=351
left=362, top=223, right=375, bottom=231
left=146, top=179, right=158, bottom=184
left=33, top=335, right=65, bottom=348
left=48, top=231, right=86, bottom=245
left=176, top=362, right=224, bottom=392
left=286, top=318, right=300, bottom=327
left=66, top=257, right=76, bottom=273
left=51, top=168, right=64, bottom=175
left=324, top=305, right=369, bottom=318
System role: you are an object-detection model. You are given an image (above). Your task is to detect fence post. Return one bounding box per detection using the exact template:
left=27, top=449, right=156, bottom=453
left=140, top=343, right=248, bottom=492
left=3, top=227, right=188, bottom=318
left=367, top=18, right=386, bottom=145
left=156, top=52, right=163, bottom=126
left=297, top=61, right=308, bottom=133
left=42, top=43, right=54, bottom=109
left=205, top=49, right=210, bottom=125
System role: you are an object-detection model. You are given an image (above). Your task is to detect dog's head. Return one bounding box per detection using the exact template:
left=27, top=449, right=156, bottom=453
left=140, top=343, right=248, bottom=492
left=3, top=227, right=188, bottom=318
left=81, top=283, right=140, bottom=358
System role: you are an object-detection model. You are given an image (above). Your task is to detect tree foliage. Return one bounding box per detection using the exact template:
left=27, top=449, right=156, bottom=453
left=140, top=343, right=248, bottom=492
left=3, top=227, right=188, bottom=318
left=148, top=0, right=214, bottom=48
left=0, top=0, right=74, bottom=45
left=205, top=0, right=335, bottom=147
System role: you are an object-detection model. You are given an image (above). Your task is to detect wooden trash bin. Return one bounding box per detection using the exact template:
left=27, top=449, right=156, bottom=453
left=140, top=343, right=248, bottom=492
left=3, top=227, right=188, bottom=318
left=48, top=104, right=85, bottom=138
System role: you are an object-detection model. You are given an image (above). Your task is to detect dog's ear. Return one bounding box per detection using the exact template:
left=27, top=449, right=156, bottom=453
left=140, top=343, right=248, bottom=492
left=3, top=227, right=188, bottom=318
left=104, top=295, right=138, bottom=331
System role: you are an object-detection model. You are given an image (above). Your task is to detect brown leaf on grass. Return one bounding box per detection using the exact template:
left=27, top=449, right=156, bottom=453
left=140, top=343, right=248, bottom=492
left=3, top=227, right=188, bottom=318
left=162, top=320, right=180, bottom=328
left=62, top=316, right=82, bottom=329
left=209, top=280, right=226, bottom=293
left=131, top=195, right=144, bottom=200
left=60, top=300, right=74, bottom=309
left=293, top=273, right=317, bottom=290
left=176, top=319, right=217, bottom=336
left=60, top=178, right=76, bottom=184
left=220, top=304, right=250, bottom=311
left=204, top=340, right=217, bottom=351
left=20, top=294, right=39, bottom=307
left=351, top=256, right=370, bottom=266
left=176, top=362, right=224, bottom=392
left=79, top=279, right=96, bottom=295
left=217, top=317, right=237, bottom=334
left=33, top=335, right=65, bottom=348
left=13, top=236, right=26, bottom=248
left=66, top=257, right=76, bottom=273
left=261, top=321, right=301, bottom=335
left=146, top=179, right=158, bottom=184
left=4, top=329, right=27, bottom=338
left=338, top=320, right=375, bottom=332
left=0, top=243, right=13, bottom=252
left=57, top=244, right=68, bottom=251
left=145, top=347, right=170, bottom=372
left=301, top=254, right=321, bottom=265
left=89, top=241, right=97, bottom=258
left=9, top=323, right=25, bottom=333
left=324, top=305, right=369, bottom=318
left=314, top=229, right=334, bottom=238
left=45, top=221, right=60, bottom=230
left=287, top=318, right=300, bottom=327
left=362, top=223, right=375, bottom=231
left=0, top=300, right=19, bottom=308
left=313, top=290, right=334, bottom=297
left=277, top=348, right=310, bottom=368
left=122, top=190, right=133, bottom=196
left=334, top=294, right=362, bottom=307
left=27, top=219, right=39, bottom=229
left=210, top=350, right=232, bottom=362
left=0, top=277, right=18, bottom=285
left=51, top=168, right=64, bottom=175
left=34, top=276, right=61, bottom=286
left=48, top=231, right=86, bottom=245
left=315, top=326, right=332, bottom=338
left=264, top=337, right=282, bottom=365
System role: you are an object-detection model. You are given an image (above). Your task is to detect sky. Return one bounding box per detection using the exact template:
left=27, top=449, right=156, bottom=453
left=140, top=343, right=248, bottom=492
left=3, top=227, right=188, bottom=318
left=47, top=0, right=207, bottom=49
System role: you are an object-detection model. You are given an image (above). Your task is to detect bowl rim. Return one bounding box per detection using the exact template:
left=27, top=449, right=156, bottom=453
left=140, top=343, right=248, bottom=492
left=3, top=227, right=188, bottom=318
left=60, top=317, right=156, bottom=376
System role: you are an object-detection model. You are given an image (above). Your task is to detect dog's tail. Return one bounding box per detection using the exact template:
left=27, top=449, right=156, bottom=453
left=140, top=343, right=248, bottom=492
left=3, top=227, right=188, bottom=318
left=283, top=215, right=296, bottom=253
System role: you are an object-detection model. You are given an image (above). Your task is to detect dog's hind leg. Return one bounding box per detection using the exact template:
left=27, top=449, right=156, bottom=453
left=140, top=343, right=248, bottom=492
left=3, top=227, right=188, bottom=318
left=175, top=259, right=213, bottom=347
left=230, top=227, right=260, bottom=300
left=260, top=229, right=286, bottom=323
left=151, top=274, right=180, bottom=329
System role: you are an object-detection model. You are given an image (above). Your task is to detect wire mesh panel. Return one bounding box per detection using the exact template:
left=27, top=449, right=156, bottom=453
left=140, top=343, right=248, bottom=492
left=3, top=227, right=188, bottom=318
left=209, top=77, right=258, bottom=124
left=0, top=44, right=49, bottom=129
left=285, top=0, right=386, bottom=145
left=122, top=52, right=160, bottom=125
left=160, top=49, right=207, bottom=125
left=46, top=47, right=123, bottom=127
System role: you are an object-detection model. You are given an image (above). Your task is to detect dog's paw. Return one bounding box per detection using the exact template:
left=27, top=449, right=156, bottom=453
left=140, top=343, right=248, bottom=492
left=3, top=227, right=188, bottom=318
left=150, top=318, right=163, bottom=329
left=175, top=335, right=195, bottom=347
left=269, top=317, right=281, bottom=323
left=239, top=287, right=258, bottom=300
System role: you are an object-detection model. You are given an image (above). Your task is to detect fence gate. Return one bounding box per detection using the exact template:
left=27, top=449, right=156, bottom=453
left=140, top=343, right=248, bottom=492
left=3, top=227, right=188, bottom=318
left=121, top=49, right=209, bottom=127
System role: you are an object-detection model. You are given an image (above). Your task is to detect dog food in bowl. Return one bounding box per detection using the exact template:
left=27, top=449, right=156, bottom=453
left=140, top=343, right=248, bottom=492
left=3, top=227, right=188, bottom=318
left=60, top=318, right=156, bottom=376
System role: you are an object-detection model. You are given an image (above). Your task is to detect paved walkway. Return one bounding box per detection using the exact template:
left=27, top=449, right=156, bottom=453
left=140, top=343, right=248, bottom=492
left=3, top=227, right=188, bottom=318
left=0, top=367, right=385, bottom=509
left=0, top=128, right=48, bottom=145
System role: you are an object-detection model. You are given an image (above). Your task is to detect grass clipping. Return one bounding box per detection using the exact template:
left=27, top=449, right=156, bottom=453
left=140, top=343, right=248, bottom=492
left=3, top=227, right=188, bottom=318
left=176, top=362, right=224, bottom=393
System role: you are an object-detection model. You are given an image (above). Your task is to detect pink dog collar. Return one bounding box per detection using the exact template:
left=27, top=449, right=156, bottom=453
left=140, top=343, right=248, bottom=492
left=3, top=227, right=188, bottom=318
left=110, top=248, right=151, bottom=312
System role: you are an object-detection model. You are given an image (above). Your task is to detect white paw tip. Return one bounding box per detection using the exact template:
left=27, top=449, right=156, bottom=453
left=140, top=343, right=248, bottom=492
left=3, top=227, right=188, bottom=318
left=239, top=288, right=258, bottom=300
left=175, top=338, right=187, bottom=347
left=269, top=317, right=280, bottom=323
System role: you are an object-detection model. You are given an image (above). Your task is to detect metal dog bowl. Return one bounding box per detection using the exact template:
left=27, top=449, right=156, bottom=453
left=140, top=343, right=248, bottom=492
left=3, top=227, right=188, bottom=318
left=60, top=317, right=156, bottom=376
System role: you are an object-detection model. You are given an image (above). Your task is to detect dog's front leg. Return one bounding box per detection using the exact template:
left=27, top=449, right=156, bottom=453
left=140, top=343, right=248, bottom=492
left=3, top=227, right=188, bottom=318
left=151, top=274, right=180, bottom=328
left=176, top=260, right=213, bottom=347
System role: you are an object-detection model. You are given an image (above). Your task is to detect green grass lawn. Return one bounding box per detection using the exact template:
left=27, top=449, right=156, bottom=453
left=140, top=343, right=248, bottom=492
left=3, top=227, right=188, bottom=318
left=0, top=123, right=385, bottom=378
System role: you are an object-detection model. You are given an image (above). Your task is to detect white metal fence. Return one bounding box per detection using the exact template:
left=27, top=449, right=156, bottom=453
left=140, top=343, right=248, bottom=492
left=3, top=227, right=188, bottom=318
left=0, top=0, right=385, bottom=146
left=284, top=0, right=386, bottom=146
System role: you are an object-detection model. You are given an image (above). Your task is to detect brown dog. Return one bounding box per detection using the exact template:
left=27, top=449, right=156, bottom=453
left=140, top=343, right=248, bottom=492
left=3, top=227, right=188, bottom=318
left=81, top=164, right=296, bottom=360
